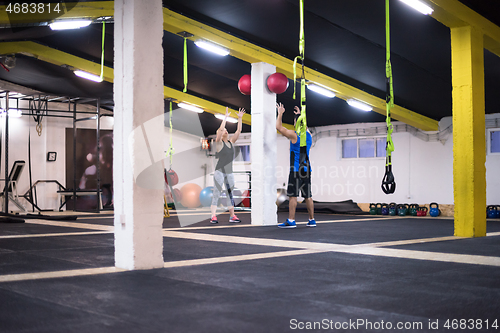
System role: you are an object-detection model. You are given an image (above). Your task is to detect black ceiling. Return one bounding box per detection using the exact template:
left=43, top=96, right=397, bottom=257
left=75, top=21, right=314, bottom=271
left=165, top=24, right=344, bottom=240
left=1, top=0, right=500, bottom=136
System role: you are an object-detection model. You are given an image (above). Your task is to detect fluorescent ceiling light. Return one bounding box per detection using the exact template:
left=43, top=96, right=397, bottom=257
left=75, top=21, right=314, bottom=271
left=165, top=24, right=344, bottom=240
left=74, top=70, right=103, bottom=83
left=7, top=92, right=25, bottom=98
left=49, top=19, right=92, bottom=30
left=399, top=0, right=434, bottom=15
left=178, top=102, right=204, bottom=113
left=307, top=83, right=336, bottom=98
left=0, top=109, right=22, bottom=118
left=346, top=99, right=373, bottom=112
left=194, top=40, right=230, bottom=56
left=214, top=113, right=238, bottom=123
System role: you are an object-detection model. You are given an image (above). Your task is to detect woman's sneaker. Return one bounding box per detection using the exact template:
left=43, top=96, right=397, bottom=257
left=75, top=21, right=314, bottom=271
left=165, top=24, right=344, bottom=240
left=229, top=215, right=241, bottom=223
left=210, top=216, right=218, bottom=224
left=278, top=219, right=296, bottom=228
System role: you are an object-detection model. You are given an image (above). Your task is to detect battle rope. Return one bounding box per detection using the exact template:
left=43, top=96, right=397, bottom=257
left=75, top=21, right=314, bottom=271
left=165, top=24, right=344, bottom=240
left=293, top=0, right=307, bottom=147
left=382, top=0, right=396, bottom=194
left=28, top=121, right=35, bottom=211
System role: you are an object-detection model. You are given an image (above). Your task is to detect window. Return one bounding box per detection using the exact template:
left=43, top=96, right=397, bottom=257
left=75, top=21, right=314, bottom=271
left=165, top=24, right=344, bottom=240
left=359, top=139, right=375, bottom=158
left=490, top=130, right=500, bottom=154
left=341, top=137, right=386, bottom=159
left=342, top=139, right=357, bottom=158
left=234, top=145, right=251, bottom=162
left=376, top=138, right=387, bottom=157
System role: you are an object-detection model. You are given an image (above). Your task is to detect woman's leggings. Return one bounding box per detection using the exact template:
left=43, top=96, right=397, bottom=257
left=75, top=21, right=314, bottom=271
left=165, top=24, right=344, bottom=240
left=212, top=170, right=235, bottom=207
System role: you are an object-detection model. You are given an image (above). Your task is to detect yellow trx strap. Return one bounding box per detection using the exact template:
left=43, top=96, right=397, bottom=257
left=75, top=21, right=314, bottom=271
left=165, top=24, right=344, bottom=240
left=164, top=194, right=170, bottom=217
left=382, top=0, right=396, bottom=194
left=167, top=101, right=175, bottom=168
left=177, top=31, right=193, bottom=93
left=183, top=37, right=188, bottom=93
left=100, top=22, right=105, bottom=81
left=293, top=0, right=307, bottom=147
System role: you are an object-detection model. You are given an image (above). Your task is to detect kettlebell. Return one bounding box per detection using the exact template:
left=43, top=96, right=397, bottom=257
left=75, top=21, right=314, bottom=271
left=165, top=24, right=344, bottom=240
left=369, top=203, right=377, bottom=215
left=410, top=204, right=419, bottom=216
left=397, top=204, right=408, bottom=216
left=381, top=203, right=389, bottom=216
left=429, top=202, right=440, bottom=217
left=388, top=202, right=397, bottom=216
left=376, top=203, right=383, bottom=215
left=417, top=206, right=428, bottom=217
left=487, top=205, right=497, bottom=219
left=496, top=205, right=500, bottom=218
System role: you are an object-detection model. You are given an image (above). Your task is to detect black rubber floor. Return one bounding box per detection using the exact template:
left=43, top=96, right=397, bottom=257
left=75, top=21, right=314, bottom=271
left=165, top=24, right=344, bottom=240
left=183, top=216, right=500, bottom=245
left=1, top=212, right=499, bottom=333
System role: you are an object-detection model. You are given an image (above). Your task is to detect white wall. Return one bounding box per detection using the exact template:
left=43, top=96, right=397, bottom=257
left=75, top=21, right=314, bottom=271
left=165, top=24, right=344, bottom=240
left=164, top=127, right=207, bottom=193
left=0, top=99, right=113, bottom=211
left=485, top=114, right=500, bottom=205
left=197, top=115, right=500, bottom=206
left=1, top=101, right=206, bottom=212
left=4, top=102, right=500, bottom=212
left=273, top=115, right=499, bottom=206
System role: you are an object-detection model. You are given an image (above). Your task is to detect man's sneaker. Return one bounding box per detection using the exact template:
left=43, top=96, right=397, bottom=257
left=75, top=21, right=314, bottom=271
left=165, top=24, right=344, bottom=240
left=306, top=219, right=316, bottom=227
left=229, top=215, right=241, bottom=223
left=278, top=219, right=296, bottom=228
left=210, top=216, right=218, bottom=224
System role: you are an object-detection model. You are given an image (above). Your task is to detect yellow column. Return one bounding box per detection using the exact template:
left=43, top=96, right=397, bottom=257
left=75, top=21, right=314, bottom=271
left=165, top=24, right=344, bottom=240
left=451, top=25, right=486, bottom=237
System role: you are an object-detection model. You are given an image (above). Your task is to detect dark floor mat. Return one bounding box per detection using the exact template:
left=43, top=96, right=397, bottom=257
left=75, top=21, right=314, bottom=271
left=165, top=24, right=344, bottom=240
left=0, top=213, right=77, bottom=221
left=278, top=199, right=368, bottom=215
left=0, top=217, right=25, bottom=223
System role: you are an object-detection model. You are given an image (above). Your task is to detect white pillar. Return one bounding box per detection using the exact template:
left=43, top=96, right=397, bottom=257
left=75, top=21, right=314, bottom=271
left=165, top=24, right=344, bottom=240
left=251, top=63, right=277, bottom=225
left=113, top=0, right=164, bottom=270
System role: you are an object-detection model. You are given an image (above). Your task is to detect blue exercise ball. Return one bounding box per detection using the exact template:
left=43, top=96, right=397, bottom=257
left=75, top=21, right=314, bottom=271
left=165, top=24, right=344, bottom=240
left=199, top=186, right=214, bottom=207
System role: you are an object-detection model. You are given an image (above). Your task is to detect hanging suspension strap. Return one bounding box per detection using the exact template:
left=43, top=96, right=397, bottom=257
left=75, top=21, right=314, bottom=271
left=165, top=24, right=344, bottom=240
left=293, top=0, right=305, bottom=100
left=177, top=31, right=193, bottom=93
left=163, top=100, right=176, bottom=208
left=382, top=0, right=396, bottom=194
left=293, top=0, right=307, bottom=147
left=31, top=96, right=44, bottom=136
left=167, top=101, right=175, bottom=168
left=163, top=101, right=174, bottom=218
left=100, top=22, right=105, bottom=81
left=183, top=37, right=188, bottom=92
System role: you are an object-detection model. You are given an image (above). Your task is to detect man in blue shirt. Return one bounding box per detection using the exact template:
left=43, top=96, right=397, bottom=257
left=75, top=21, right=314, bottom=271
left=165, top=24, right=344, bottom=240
left=276, top=102, right=315, bottom=228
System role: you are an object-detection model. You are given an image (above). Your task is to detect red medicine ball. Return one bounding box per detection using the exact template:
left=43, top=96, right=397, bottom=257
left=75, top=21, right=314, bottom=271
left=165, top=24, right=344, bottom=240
left=164, top=169, right=179, bottom=186
left=267, top=73, right=289, bottom=94
left=172, top=188, right=182, bottom=203
left=238, top=74, right=251, bottom=95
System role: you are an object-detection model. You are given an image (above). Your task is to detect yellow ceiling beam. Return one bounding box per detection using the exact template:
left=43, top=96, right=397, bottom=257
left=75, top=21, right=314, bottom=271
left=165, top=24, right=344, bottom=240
left=162, top=87, right=295, bottom=130
left=428, top=0, right=500, bottom=58
left=163, top=8, right=438, bottom=131
left=162, top=86, right=252, bottom=126
left=1, top=3, right=443, bottom=131
left=0, top=41, right=220, bottom=112
left=0, top=2, right=113, bottom=25
left=0, top=41, right=114, bottom=82
left=0, top=41, right=282, bottom=128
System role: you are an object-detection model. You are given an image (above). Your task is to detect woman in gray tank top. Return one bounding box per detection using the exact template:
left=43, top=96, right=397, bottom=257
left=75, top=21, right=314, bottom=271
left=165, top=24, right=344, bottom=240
left=210, top=107, right=245, bottom=224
